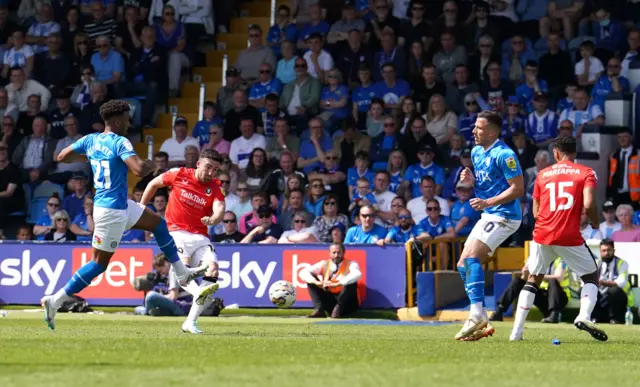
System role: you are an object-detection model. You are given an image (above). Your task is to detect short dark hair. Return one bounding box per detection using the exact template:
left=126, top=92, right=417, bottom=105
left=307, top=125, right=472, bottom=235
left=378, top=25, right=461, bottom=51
left=265, top=93, right=279, bottom=103
left=330, top=242, right=345, bottom=253
left=287, top=187, right=304, bottom=198
left=355, top=151, right=369, bottom=160
left=600, top=238, right=614, bottom=248
left=99, top=100, right=131, bottom=121
left=477, top=110, right=502, bottom=130
left=251, top=191, right=268, bottom=201
left=420, top=175, right=435, bottom=184
left=580, top=40, right=595, bottom=50
left=153, top=252, right=168, bottom=268
left=199, top=148, right=224, bottom=163
left=525, top=60, right=538, bottom=68
left=554, top=135, right=577, bottom=154
left=9, top=65, right=23, bottom=75
left=154, top=151, right=169, bottom=160
left=376, top=170, right=390, bottom=180
left=381, top=62, right=395, bottom=71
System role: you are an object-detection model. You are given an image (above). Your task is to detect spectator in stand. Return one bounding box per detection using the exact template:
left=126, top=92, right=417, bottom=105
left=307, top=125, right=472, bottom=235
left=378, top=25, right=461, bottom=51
left=372, top=170, right=397, bottom=227
left=516, top=61, right=548, bottom=114
left=328, top=3, right=365, bottom=45
left=212, top=211, right=245, bottom=243
left=280, top=57, right=321, bottom=132
left=183, top=145, right=199, bottom=168
left=501, top=96, right=526, bottom=141
left=345, top=204, right=387, bottom=243
left=594, top=239, right=632, bottom=324
left=79, top=81, right=108, bottom=134
left=365, top=98, right=385, bottom=138
left=591, top=56, right=630, bottom=111
left=442, top=148, right=472, bottom=202
left=0, top=89, right=16, bottom=127
left=70, top=35, right=92, bottom=86
left=510, top=130, right=537, bottom=170
left=160, top=116, right=200, bottom=166
left=558, top=87, right=604, bottom=138
left=365, top=0, right=400, bottom=52
left=431, top=1, right=467, bottom=48
left=278, top=174, right=304, bottom=211
left=396, top=96, right=418, bottom=135
left=229, top=117, right=267, bottom=170
left=16, top=95, right=44, bottom=136
left=224, top=89, right=263, bottom=141
left=70, top=195, right=94, bottom=241
left=369, top=116, right=409, bottom=172
left=241, top=204, right=283, bottom=244
left=593, top=5, right=625, bottom=62
left=278, top=188, right=311, bottom=230
left=468, top=34, right=499, bottom=84
left=123, top=26, right=166, bottom=127
left=424, top=94, right=457, bottom=146
left=192, top=101, right=223, bottom=147
left=548, top=120, right=574, bottom=154
left=84, top=1, right=117, bottom=45
left=601, top=200, right=622, bottom=238
left=244, top=148, right=270, bottom=194
left=16, top=224, right=34, bottom=241
left=319, top=69, right=350, bottom=132
left=201, top=124, right=230, bottom=155
left=305, top=177, right=327, bottom=217
left=524, top=149, right=551, bottom=204
left=70, top=64, right=93, bottom=110
left=48, top=89, right=80, bottom=140
left=3, top=30, right=35, bottom=79
left=275, top=40, right=298, bottom=85
left=298, top=117, right=332, bottom=174
left=13, top=116, right=55, bottom=182
left=387, top=149, right=407, bottom=194
left=278, top=211, right=319, bottom=242
left=34, top=194, right=62, bottom=240
left=114, top=6, right=143, bottom=59
left=26, top=4, right=61, bottom=54
left=0, top=143, right=23, bottom=239
left=249, top=64, right=283, bottom=113
left=502, top=34, right=536, bottom=86
left=134, top=151, right=168, bottom=192
left=372, top=32, right=406, bottom=82
left=621, top=29, right=640, bottom=79
left=479, top=60, right=514, bottom=114
left=50, top=117, right=85, bottom=183
left=63, top=171, right=89, bottom=221
left=379, top=208, right=429, bottom=245
left=398, top=0, right=431, bottom=51
left=45, top=210, right=76, bottom=242
left=404, top=115, right=439, bottom=166
left=0, top=7, right=18, bottom=46
left=0, top=116, right=21, bottom=160
left=332, top=118, right=369, bottom=171
left=297, top=4, right=330, bottom=50
left=442, top=133, right=464, bottom=170
left=607, top=129, right=638, bottom=207
left=405, top=144, right=445, bottom=198
left=575, top=40, right=604, bottom=89
left=580, top=207, right=602, bottom=240
left=330, top=223, right=346, bottom=243
left=176, top=0, right=214, bottom=44
left=267, top=5, right=298, bottom=57
left=415, top=63, right=449, bottom=109
left=445, top=65, right=479, bottom=115
left=458, top=93, right=482, bottom=146
left=346, top=151, right=374, bottom=198
left=433, top=30, right=467, bottom=85
left=406, top=40, right=430, bottom=86
left=538, top=32, right=574, bottom=99
left=90, top=35, right=124, bottom=97
left=374, top=62, right=410, bottom=112
left=236, top=25, right=276, bottom=82
left=230, top=182, right=252, bottom=221
left=266, top=118, right=299, bottom=166
left=351, top=64, right=376, bottom=127
left=34, top=33, right=71, bottom=92
left=239, top=191, right=274, bottom=233
left=6, top=66, right=51, bottom=113
left=540, top=0, right=583, bottom=41
left=154, top=4, right=189, bottom=97
left=216, top=67, right=243, bottom=117
left=302, top=33, right=333, bottom=84
left=261, top=93, right=288, bottom=138
left=389, top=195, right=407, bottom=226
left=611, top=205, right=640, bottom=242
left=526, top=92, right=558, bottom=148
left=407, top=175, right=450, bottom=223
left=217, top=171, right=238, bottom=210
left=416, top=197, right=455, bottom=241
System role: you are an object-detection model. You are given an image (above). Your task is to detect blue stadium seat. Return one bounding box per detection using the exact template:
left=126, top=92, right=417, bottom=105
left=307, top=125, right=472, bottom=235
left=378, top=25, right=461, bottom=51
left=8, top=185, right=32, bottom=218
left=27, top=197, right=49, bottom=224
left=33, top=182, right=64, bottom=199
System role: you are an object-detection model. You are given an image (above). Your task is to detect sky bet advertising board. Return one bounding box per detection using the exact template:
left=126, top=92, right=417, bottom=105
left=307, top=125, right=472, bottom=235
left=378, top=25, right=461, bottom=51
left=0, top=243, right=406, bottom=308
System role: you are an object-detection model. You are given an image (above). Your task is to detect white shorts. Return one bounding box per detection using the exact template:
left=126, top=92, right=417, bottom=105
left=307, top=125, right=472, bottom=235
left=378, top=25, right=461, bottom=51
left=92, top=200, right=146, bottom=252
left=528, top=241, right=599, bottom=277
left=466, top=214, right=521, bottom=256
left=170, top=230, right=218, bottom=267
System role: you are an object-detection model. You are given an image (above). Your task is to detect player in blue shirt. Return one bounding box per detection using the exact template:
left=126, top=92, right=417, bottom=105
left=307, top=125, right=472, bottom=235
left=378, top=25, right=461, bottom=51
left=450, top=183, right=480, bottom=237
left=380, top=209, right=429, bottom=244
left=405, top=145, right=445, bottom=198
left=41, top=100, right=207, bottom=331
left=192, top=101, right=223, bottom=146
left=344, top=205, right=388, bottom=243
left=455, top=110, right=524, bottom=341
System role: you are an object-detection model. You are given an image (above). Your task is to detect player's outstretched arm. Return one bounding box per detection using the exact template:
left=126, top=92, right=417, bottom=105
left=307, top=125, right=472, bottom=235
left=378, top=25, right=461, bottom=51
left=140, top=175, right=167, bottom=206
left=202, top=199, right=225, bottom=226
left=56, top=144, right=76, bottom=162
left=124, top=154, right=156, bottom=177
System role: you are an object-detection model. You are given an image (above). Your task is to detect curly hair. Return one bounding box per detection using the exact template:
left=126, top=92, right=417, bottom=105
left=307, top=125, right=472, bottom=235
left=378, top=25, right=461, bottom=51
left=99, top=100, right=131, bottom=121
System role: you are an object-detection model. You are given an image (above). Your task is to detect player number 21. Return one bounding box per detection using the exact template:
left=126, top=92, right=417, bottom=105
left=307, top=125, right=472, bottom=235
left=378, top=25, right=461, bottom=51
left=90, top=160, right=111, bottom=189
left=544, top=181, right=574, bottom=211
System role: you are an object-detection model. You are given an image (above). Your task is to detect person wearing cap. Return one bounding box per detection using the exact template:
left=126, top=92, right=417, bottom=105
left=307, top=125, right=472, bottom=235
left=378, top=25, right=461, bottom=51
left=302, top=32, right=333, bottom=83
left=48, top=88, right=81, bottom=140
left=297, top=4, right=330, bottom=50
left=450, top=182, right=480, bottom=237
left=216, top=67, right=244, bottom=117
left=63, top=171, right=90, bottom=221
left=525, top=92, right=558, bottom=148
left=606, top=129, right=640, bottom=208
left=235, top=24, right=276, bottom=82
left=515, top=61, right=548, bottom=114
left=192, top=101, right=223, bottom=147
left=599, top=201, right=620, bottom=238
left=51, top=116, right=86, bottom=183
left=330, top=222, right=346, bottom=243
left=328, top=3, right=365, bottom=44
left=405, top=144, right=445, bottom=198
left=267, top=5, right=299, bottom=57
left=278, top=211, right=319, bottom=243
left=501, top=96, right=525, bottom=141
left=241, top=204, right=283, bottom=243
left=159, top=116, right=200, bottom=166
left=591, top=56, right=630, bottom=111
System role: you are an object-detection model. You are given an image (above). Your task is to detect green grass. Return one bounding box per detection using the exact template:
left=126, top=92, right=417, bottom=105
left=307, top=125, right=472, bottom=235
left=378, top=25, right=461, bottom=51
left=1, top=312, right=640, bottom=387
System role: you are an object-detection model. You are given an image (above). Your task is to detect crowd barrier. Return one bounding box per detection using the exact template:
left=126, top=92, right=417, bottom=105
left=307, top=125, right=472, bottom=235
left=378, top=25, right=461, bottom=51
left=0, top=242, right=407, bottom=308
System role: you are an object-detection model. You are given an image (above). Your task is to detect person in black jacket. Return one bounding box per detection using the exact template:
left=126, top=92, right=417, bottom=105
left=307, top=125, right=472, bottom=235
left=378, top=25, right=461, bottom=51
left=121, top=26, right=167, bottom=127
left=45, top=210, right=77, bottom=242
left=369, top=116, right=410, bottom=171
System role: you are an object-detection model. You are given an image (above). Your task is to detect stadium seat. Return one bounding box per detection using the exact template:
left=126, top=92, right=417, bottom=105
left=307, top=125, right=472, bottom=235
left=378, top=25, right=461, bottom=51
left=168, top=98, right=200, bottom=114
left=27, top=197, right=49, bottom=224
left=193, top=67, right=224, bottom=82
left=134, top=142, right=161, bottom=158
left=204, top=82, right=222, bottom=100
left=182, top=82, right=202, bottom=98
left=239, top=3, right=272, bottom=17
left=157, top=113, right=174, bottom=129
left=33, top=182, right=64, bottom=199
left=230, top=18, right=270, bottom=35
left=206, top=50, right=240, bottom=67
left=217, top=33, right=249, bottom=50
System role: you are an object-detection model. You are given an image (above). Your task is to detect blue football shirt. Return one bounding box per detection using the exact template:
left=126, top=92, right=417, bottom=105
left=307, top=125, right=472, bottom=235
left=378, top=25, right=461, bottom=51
left=389, top=171, right=404, bottom=193
left=418, top=216, right=453, bottom=238
left=249, top=78, right=283, bottom=112
left=344, top=224, right=388, bottom=243
left=72, top=132, right=136, bottom=210
left=405, top=162, right=446, bottom=198
left=352, top=84, right=378, bottom=113
left=386, top=224, right=424, bottom=243
left=471, top=140, right=522, bottom=220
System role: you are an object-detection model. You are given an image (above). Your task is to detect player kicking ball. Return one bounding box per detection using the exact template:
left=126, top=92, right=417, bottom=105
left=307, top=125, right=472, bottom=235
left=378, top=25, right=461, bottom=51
left=455, top=111, right=525, bottom=341
left=510, top=136, right=607, bottom=342
left=41, top=100, right=206, bottom=330
left=141, top=148, right=226, bottom=334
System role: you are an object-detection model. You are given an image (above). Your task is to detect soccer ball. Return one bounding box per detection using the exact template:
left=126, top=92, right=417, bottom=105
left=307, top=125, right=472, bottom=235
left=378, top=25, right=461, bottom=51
left=268, top=280, right=296, bottom=308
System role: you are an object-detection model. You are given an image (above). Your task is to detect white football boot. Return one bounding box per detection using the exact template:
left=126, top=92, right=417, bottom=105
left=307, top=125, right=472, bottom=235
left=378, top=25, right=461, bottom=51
left=41, top=296, right=57, bottom=331
left=455, top=316, right=488, bottom=340
left=181, top=320, right=203, bottom=334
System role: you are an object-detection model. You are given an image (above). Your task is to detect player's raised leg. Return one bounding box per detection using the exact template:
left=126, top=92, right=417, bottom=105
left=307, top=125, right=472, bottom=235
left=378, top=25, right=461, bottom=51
left=182, top=247, right=220, bottom=334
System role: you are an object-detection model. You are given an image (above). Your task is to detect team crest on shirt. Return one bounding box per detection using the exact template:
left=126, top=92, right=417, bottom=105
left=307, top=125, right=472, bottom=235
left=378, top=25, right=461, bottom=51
left=485, top=158, right=491, bottom=166
left=206, top=187, right=212, bottom=195
left=506, top=157, right=517, bottom=170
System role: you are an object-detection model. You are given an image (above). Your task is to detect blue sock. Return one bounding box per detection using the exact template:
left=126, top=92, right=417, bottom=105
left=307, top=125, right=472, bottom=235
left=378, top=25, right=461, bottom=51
left=63, top=261, right=106, bottom=295
left=457, top=266, right=469, bottom=298
left=464, top=258, right=485, bottom=305
left=153, top=218, right=179, bottom=263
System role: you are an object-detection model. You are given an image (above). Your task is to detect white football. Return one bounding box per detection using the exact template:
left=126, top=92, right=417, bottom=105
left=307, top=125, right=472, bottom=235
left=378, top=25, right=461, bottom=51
left=268, top=280, right=296, bottom=308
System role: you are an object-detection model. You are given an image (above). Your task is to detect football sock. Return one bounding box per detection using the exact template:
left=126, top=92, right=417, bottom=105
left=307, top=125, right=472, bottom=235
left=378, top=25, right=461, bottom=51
left=186, top=281, right=215, bottom=323
left=54, top=261, right=106, bottom=307
left=457, top=266, right=469, bottom=298
left=465, top=258, right=485, bottom=318
left=512, top=282, right=537, bottom=333
left=577, top=281, right=598, bottom=322
left=153, top=218, right=180, bottom=264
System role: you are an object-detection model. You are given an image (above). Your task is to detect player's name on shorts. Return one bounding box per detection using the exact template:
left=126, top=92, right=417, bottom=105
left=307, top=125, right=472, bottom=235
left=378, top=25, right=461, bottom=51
left=180, top=190, right=207, bottom=206
left=542, top=167, right=582, bottom=178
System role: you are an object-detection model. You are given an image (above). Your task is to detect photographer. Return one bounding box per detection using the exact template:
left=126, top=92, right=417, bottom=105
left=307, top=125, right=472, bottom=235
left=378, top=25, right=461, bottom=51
left=133, top=253, right=191, bottom=316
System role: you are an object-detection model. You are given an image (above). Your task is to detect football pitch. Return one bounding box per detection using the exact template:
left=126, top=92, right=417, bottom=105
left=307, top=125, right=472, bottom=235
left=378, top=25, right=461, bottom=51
left=1, top=312, right=639, bottom=387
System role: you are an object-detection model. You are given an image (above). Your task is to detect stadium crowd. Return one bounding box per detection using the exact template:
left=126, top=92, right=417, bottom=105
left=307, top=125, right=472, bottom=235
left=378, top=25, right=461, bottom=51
left=1, top=0, right=640, bottom=255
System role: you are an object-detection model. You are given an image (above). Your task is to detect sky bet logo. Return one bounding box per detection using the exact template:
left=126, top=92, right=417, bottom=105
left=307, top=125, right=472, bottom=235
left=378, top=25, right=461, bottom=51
left=282, top=250, right=367, bottom=302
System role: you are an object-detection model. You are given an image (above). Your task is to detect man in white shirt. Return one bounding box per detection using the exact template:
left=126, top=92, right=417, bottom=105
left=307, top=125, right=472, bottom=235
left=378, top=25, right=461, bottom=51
left=229, top=117, right=266, bottom=169
left=407, top=176, right=450, bottom=223
left=303, top=32, right=334, bottom=83
left=372, top=170, right=397, bottom=226
left=278, top=211, right=319, bottom=242
left=159, top=116, right=200, bottom=166
left=298, top=242, right=361, bottom=318
left=5, top=66, right=51, bottom=113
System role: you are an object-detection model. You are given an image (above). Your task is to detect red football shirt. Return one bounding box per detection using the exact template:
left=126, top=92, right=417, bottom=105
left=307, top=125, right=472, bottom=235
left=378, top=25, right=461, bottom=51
left=162, top=168, right=225, bottom=237
left=532, top=161, right=597, bottom=246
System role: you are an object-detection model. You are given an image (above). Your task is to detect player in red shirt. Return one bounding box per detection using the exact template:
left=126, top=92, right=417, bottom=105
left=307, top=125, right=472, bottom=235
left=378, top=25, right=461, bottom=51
left=510, top=136, right=607, bottom=342
left=141, top=149, right=226, bottom=334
